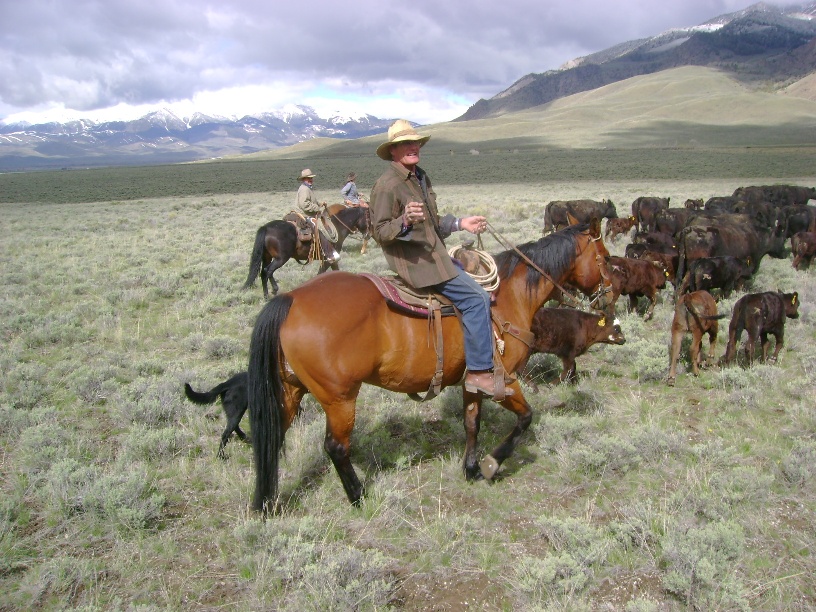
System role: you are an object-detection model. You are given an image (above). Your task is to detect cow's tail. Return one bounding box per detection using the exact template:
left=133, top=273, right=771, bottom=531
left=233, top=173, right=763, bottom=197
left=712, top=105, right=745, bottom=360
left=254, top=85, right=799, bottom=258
left=687, top=304, right=727, bottom=322
left=675, top=228, right=690, bottom=289
left=248, top=293, right=293, bottom=513
left=244, top=226, right=267, bottom=289
left=723, top=301, right=744, bottom=363
left=543, top=206, right=553, bottom=234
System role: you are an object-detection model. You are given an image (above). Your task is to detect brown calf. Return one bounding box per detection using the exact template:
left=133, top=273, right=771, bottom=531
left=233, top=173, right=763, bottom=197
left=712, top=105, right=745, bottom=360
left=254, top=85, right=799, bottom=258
left=607, top=256, right=671, bottom=321
left=722, top=291, right=800, bottom=366
left=791, top=231, right=816, bottom=270
left=604, top=216, right=637, bottom=242
left=667, top=291, right=725, bottom=386
left=520, top=307, right=626, bottom=390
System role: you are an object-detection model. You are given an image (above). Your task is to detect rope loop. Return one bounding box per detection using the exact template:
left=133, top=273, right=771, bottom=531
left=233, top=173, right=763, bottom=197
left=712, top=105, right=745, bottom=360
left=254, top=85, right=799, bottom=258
left=317, top=206, right=339, bottom=242
left=448, top=243, right=500, bottom=292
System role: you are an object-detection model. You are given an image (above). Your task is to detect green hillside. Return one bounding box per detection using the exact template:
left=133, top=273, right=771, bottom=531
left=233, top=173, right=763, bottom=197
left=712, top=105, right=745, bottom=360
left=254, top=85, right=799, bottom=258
left=247, top=66, right=816, bottom=158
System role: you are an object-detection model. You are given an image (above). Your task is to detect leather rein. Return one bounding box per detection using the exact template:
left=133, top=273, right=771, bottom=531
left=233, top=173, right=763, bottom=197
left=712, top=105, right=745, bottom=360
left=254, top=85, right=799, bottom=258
left=486, top=222, right=612, bottom=315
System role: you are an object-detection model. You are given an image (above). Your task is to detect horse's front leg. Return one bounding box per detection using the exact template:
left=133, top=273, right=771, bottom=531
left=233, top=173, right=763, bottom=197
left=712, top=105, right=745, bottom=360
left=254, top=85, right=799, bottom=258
left=481, top=382, right=532, bottom=480
left=361, top=237, right=369, bottom=255
left=462, top=391, right=483, bottom=480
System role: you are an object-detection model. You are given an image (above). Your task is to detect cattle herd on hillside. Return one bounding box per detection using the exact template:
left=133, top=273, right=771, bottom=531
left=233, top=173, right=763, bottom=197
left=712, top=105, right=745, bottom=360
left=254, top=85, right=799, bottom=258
left=542, top=183, right=812, bottom=386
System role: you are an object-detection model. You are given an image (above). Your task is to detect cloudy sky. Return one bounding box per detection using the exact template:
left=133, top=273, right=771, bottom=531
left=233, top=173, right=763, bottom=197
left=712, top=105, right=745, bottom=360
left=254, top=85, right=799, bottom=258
left=0, top=0, right=794, bottom=126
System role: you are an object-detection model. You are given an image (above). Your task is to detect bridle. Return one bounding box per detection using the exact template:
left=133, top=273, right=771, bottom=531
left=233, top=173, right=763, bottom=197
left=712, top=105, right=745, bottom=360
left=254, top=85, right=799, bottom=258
left=330, top=206, right=371, bottom=240
left=579, top=233, right=614, bottom=311
left=486, top=222, right=612, bottom=312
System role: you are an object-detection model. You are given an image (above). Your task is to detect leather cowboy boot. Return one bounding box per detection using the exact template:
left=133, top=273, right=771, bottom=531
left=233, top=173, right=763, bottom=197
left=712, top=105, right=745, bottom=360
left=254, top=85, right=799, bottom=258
left=464, top=370, right=515, bottom=399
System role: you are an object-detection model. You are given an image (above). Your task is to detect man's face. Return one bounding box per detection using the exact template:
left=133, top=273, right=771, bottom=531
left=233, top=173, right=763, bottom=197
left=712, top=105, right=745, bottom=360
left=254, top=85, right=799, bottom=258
left=390, top=140, right=421, bottom=168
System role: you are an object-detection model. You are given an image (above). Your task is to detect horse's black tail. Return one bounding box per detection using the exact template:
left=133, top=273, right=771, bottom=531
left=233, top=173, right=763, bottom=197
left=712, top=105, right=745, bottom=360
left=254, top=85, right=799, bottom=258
left=243, top=225, right=267, bottom=289
left=248, top=293, right=293, bottom=513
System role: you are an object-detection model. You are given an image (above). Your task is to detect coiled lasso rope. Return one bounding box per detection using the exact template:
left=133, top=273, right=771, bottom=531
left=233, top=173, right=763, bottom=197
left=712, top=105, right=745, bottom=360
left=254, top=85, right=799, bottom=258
left=448, top=241, right=500, bottom=292
left=316, top=208, right=339, bottom=242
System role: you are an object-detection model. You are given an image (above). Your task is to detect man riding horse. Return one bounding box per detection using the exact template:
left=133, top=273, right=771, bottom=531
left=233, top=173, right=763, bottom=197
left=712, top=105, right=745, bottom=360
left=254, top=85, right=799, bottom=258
left=287, top=169, right=340, bottom=264
left=369, top=120, right=512, bottom=400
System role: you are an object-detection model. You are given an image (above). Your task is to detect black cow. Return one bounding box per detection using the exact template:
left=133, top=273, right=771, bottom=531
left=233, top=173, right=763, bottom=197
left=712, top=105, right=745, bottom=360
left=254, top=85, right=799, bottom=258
left=675, top=212, right=786, bottom=281
left=631, top=231, right=677, bottom=254
left=631, top=196, right=670, bottom=233
left=544, top=199, right=617, bottom=233
left=704, top=196, right=741, bottom=213
left=655, top=207, right=698, bottom=236
left=684, top=198, right=704, bottom=210
left=733, top=185, right=816, bottom=208
left=607, top=256, right=670, bottom=321
left=520, top=308, right=626, bottom=389
left=722, top=291, right=800, bottom=366
left=676, top=255, right=753, bottom=299
left=791, top=231, right=816, bottom=270
left=781, top=205, right=816, bottom=240
left=732, top=200, right=778, bottom=228
left=668, top=291, right=726, bottom=386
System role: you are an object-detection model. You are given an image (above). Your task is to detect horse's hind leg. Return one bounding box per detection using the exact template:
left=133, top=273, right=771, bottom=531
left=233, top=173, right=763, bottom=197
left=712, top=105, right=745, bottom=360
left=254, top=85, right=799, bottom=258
left=264, top=261, right=282, bottom=296
left=322, top=400, right=364, bottom=505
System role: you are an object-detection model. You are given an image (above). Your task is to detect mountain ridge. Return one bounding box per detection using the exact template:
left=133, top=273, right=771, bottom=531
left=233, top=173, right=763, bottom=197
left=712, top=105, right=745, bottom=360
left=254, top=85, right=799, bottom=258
left=3, top=2, right=816, bottom=171
left=0, top=105, right=395, bottom=171
left=456, top=2, right=816, bottom=121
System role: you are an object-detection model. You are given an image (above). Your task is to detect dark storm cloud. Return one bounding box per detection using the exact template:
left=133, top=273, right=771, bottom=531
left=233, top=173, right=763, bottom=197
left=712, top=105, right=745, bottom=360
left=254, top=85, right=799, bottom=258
left=0, top=0, right=792, bottom=118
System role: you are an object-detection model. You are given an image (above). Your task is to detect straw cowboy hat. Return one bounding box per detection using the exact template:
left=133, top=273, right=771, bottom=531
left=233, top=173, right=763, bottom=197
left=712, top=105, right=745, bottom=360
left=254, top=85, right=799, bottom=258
left=298, top=168, right=316, bottom=180
left=376, top=120, right=431, bottom=160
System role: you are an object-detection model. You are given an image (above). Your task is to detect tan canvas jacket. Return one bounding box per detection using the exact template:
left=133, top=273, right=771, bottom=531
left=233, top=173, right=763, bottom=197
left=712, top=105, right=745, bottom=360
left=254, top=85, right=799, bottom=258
left=296, top=183, right=321, bottom=215
left=370, top=161, right=458, bottom=288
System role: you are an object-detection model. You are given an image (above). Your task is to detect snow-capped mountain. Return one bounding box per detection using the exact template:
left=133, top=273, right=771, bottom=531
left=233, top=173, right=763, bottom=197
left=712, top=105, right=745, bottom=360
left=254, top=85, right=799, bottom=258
left=458, top=2, right=816, bottom=121
left=0, top=105, right=394, bottom=171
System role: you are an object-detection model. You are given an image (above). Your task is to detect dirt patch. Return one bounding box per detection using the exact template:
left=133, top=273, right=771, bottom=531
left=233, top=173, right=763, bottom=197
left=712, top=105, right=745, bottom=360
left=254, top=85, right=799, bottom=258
left=591, top=568, right=667, bottom=609
left=392, top=571, right=510, bottom=610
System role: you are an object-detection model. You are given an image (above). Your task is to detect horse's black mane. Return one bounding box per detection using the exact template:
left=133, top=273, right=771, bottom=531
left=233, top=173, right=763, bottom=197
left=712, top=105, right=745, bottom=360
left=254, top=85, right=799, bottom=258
left=494, top=224, right=586, bottom=292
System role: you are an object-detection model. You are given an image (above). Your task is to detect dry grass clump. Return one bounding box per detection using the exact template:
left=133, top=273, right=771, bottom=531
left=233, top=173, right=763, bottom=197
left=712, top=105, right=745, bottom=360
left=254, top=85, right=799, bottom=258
left=1, top=170, right=815, bottom=610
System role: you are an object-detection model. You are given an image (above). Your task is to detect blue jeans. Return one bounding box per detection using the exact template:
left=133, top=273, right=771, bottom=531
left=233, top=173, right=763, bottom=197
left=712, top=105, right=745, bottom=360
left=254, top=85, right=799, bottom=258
left=436, top=270, right=494, bottom=371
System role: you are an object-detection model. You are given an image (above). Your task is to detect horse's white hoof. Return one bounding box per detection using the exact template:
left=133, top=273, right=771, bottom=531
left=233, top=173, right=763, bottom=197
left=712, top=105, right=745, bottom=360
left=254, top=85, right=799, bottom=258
left=480, top=454, right=499, bottom=480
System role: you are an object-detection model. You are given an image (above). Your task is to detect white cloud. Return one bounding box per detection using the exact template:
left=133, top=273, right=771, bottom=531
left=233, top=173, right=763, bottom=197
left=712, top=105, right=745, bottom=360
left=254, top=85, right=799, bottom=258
left=0, top=0, right=796, bottom=126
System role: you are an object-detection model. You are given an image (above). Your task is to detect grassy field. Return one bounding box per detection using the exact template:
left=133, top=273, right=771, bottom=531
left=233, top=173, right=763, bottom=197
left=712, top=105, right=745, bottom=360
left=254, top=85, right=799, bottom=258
left=1, top=160, right=815, bottom=610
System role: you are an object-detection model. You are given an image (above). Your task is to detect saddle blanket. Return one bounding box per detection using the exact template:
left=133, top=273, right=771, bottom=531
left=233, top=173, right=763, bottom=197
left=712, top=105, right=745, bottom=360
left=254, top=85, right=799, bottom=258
left=359, top=273, right=456, bottom=318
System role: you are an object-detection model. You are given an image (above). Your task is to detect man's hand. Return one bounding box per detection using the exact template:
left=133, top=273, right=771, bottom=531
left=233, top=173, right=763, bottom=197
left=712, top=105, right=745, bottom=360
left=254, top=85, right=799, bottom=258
left=461, top=216, right=487, bottom=234
left=403, top=201, right=425, bottom=226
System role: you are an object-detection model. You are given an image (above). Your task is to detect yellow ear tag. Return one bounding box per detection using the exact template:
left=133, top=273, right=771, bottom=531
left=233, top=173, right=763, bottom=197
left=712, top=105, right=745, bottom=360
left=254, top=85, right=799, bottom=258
left=598, top=316, right=606, bottom=327
left=792, top=295, right=797, bottom=305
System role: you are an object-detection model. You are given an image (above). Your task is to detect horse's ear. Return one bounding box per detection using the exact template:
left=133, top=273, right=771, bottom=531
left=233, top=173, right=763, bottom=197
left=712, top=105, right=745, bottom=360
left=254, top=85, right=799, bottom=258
left=566, top=212, right=580, bottom=226
left=588, top=216, right=602, bottom=238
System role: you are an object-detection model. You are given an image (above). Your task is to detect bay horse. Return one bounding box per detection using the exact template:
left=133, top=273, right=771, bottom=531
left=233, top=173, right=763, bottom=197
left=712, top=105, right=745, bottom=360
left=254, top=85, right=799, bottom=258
left=247, top=221, right=612, bottom=513
left=330, top=206, right=371, bottom=255
left=243, top=207, right=370, bottom=299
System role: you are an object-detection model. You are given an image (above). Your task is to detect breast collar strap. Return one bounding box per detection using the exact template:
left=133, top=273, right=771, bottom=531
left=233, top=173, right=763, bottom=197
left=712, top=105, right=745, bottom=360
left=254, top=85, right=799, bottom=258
left=491, top=312, right=535, bottom=348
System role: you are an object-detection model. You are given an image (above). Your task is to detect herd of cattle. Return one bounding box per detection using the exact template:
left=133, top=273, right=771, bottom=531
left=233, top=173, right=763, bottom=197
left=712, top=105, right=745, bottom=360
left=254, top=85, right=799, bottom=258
left=537, top=184, right=813, bottom=387
left=187, top=184, right=813, bottom=458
